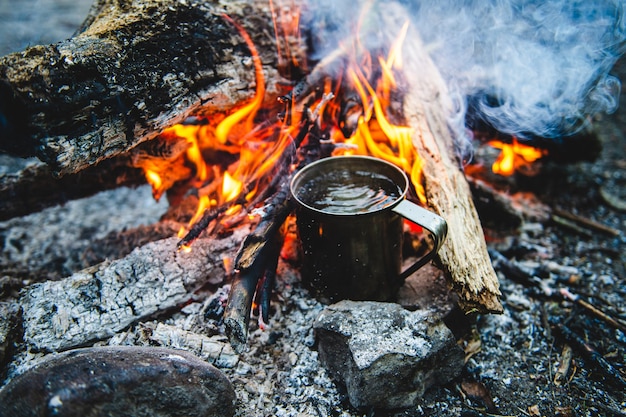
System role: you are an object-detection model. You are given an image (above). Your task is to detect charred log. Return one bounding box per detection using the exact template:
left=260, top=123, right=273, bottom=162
left=19, top=227, right=250, bottom=353
left=0, top=0, right=287, bottom=176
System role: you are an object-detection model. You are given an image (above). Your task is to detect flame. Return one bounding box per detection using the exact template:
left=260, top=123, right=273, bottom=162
left=145, top=169, right=163, bottom=193
left=222, top=172, right=243, bottom=203
left=331, top=21, right=426, bottom=203
left=136, top=8, right=428, bottom=242
left=488, top=138, right=547, bottom=176
left=269, top=0, right=304, bottom=71
left=216, top=15, right=266, bottom=145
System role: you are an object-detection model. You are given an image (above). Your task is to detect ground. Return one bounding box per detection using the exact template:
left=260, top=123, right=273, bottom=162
left=0, top=1, right=624, bottom=416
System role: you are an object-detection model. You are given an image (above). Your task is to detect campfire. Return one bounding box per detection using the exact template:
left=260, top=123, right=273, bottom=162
left=1, top=0, right=625, bottom=415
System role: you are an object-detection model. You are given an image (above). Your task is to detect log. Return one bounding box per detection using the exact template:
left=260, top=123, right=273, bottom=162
left=20, top=227, right=249, bottom=353
left=398, top=19, right=502, bottom=313
left=0, top=0, right=287, bottom=176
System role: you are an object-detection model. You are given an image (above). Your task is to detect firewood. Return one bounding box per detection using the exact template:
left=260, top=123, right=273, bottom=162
left=223, top=257, right=268, bottom=353
left=224, top=181, right=292, bottom=352
left=398, top=23, right=502, bottom=313
left=222, top=107, right=329, bottom=351
left=0, top=0, right=287, bottom=176
left=19, top=228, right=250, bottom=353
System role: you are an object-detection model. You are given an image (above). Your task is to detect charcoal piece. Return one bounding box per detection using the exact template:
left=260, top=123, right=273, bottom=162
left=0, top=346, right=236, bottom=417
left=314, top=300, right=464, bottom=409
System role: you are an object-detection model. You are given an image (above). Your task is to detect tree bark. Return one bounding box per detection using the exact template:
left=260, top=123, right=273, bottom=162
left=0, top=0, right=283, bottom=176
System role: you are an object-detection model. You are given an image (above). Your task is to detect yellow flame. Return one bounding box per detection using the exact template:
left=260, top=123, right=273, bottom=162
left=222, top=172, right=243, bottom=203
left=489, top=138, right=547, bottom=176
left=145, top=170, right=163, bottom=195
left=215, top=15, right=266, bottom=145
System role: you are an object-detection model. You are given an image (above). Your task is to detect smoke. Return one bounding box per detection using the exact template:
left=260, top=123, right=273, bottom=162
left=302, top=0, right=626, bottom=148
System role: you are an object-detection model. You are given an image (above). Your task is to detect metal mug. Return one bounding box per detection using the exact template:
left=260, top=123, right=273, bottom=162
left=290, top=155, right=448, bottom=303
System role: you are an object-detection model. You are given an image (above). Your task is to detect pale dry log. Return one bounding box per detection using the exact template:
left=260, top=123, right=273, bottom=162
left=20, top=226, right=250, bottom=352
left=399, top=20, right=502, bottom=313
left=0, top=0, right=286, bottom=176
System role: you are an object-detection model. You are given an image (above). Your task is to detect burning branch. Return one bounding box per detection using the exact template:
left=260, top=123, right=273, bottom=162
left=222, top=95, right=332, bottom=351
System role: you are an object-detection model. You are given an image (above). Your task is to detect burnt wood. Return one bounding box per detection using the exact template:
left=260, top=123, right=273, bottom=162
left=19, top=227, right=250, bottom=352
left=0, top=156, right=145, bottom=221
left=0, top=0, right=284, bottom=176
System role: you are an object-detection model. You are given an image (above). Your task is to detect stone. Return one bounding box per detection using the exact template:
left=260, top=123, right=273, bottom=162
left=0, top=346, right=236, bottom=417
left=0, top=302, right=21, bottom=367
left=314, top=300, right=464, bottom=409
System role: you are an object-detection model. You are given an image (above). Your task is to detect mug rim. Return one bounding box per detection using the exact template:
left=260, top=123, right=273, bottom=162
left=289, top=155, right=409, bottom=217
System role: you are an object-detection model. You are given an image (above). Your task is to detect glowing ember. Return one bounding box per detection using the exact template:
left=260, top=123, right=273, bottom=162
left=488, top=138, right=547, bottom=176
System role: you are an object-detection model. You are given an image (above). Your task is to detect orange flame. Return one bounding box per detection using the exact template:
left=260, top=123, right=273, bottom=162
left=137, top=9, right=428, bottom=240
left=331, top=21, right=426, bottom=203
left=488, top=138, right=547, bottom=176
left=216, top=15, right=266, bottom=145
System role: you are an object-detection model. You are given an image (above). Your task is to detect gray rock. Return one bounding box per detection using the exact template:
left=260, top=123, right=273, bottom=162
left=0, top=346, right=236, bottom=417
left=314, top=300, right=464, bottom=409
left=0, top=302, right=21, bottom=366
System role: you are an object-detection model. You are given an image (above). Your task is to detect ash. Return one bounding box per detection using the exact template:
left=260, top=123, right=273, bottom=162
left=1, top=1, right=625, bottom=416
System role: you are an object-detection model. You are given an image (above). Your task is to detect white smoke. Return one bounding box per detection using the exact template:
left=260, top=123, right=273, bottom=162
left=302, top=0, right=626, bottom=150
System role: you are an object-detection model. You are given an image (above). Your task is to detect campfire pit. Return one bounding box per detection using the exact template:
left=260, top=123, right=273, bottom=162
left=1, top=0, right=624, bottom=414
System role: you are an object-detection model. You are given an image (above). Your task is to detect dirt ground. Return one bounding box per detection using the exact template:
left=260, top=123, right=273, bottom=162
left=0, top=1, right=624, bottom=416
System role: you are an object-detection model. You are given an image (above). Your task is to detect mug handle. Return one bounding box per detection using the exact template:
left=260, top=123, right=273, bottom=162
left=392, top=199, right=448, bottom=280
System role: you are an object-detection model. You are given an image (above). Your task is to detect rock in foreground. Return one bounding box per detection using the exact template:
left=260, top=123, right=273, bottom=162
left=314, top=300, right=464, bottom=409
left=0, top=346, right=236, bottom=417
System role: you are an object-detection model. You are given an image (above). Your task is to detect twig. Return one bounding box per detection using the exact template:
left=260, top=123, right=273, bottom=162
left=552, top=208, right=619, bottom=237
left=488, top=249, right=546, bottom=291
left=549, top=318, right=626, bottom=389
left=176, top=197, right=246, bottom=249
left=599, top=186, right=626, bottom=212
left=559, top=288, right=626, bottom=334
left=550, top=214, right=593, bottom=238
left=489, top=249, right=626, bottom=333
left=554, top=344, right=573, bottom=386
